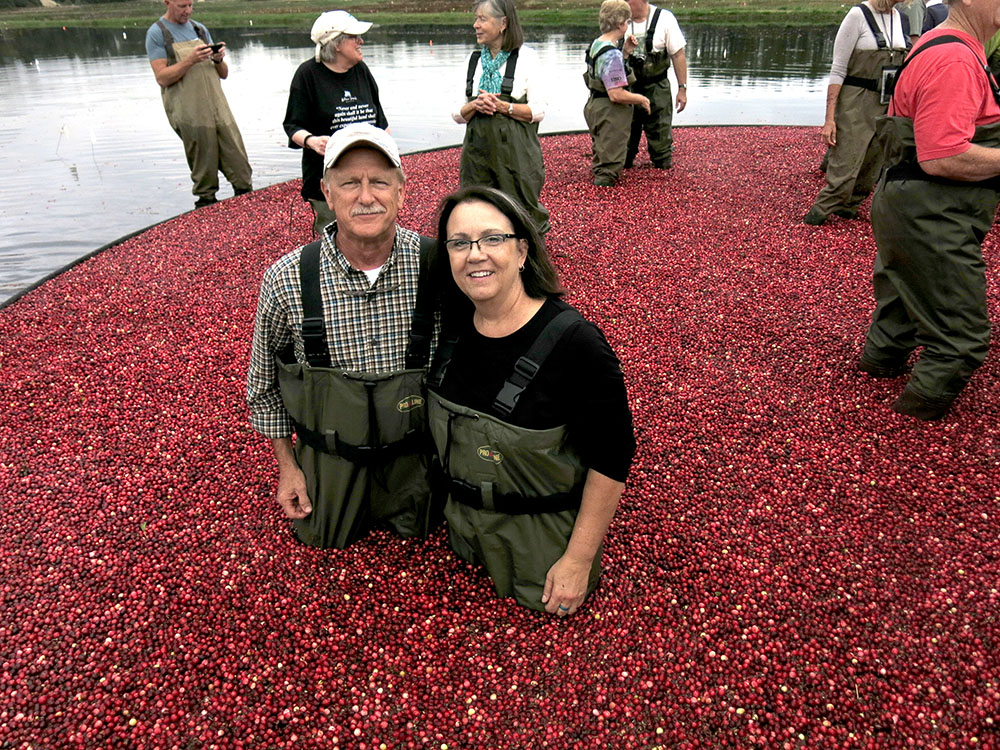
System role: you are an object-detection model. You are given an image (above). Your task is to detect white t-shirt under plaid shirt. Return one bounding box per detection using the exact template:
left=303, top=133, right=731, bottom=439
left=247, top=222, right=422, bottom=439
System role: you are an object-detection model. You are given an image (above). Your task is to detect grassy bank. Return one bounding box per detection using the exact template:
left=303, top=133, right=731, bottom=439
left=0, top=0, right=848, bottom=30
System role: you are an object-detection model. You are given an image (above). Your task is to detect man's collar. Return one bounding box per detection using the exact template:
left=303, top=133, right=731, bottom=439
left=321, top=220, right=400, bottom=275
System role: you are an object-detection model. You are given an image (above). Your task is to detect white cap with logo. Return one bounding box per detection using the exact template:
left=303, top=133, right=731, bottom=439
left=310, top=11, right=373, bottom=61
left=323, top=123, right=403, bottom=173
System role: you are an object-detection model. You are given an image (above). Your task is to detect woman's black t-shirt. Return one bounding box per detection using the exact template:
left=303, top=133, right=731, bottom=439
left=433, top=298, right=636, bottom=483
left=283, top=60, right=389, bottom=201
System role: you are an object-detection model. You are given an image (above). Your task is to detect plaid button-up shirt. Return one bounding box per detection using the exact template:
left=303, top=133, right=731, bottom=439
left=247, top=222, right=423, bottom=438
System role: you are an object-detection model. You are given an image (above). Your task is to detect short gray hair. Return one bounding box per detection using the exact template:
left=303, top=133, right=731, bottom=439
left=319, top=35, right=346, bottom=64
left=599, top=0, right=632, bottom=33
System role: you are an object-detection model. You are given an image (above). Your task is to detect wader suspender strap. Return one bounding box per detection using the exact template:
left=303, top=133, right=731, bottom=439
left=645, top=7, right=662, bottom=57
left=156, top=19, right=209, bottom=66
left=404, top=235, right=438, bottom=369
left=493, top=309, right=581, bottom=418
left=299, top=240, right=330, bottom=368
left=465, top=49, right=520, bottom=98
left=857, top=4, right=889, bottom=50
left=891, top=34, right=1000, bottom=106
left=584, top=45, right=618, bottom=98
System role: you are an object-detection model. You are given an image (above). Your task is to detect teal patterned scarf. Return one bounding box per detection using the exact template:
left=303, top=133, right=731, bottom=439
left=477, top=46, right=511, bottom=94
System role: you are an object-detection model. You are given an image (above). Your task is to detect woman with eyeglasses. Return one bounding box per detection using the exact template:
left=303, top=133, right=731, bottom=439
left=284, top=11, right=389, bottom=236
left=453, top=0, right=550, bottom=235
left=426, top=186, right=635, bottom=617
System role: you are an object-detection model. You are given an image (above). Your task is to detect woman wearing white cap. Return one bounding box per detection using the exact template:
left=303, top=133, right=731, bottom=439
left=284, top=10, right=389, bottom=235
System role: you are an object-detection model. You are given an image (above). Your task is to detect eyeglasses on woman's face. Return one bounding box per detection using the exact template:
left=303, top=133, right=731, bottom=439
left=445, top=233, right=518, bottom=253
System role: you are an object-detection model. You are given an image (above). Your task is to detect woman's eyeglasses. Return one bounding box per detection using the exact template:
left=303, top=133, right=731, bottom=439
left=445, top=234, right=518, bottom=253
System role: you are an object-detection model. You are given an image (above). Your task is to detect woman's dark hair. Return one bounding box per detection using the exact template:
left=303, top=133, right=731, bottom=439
left=474, top=0, right=524, bottom=52
left=432, top=186, right=564, bottom=321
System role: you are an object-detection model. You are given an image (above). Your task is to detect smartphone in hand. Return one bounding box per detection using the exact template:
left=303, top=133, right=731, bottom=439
left=209, top=43, right=224, bottom=53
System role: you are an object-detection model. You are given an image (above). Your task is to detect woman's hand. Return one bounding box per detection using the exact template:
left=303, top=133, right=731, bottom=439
left=821, top=119, right=837, bottom=147
left=474, top=89, right=501, bottom=115
left=623, top=34, right=639, bottom=57
left=638, top=94, right=651, bottom=115
left=542, top=553, right=593, bottom=617
left=309, top=135, right=329, bottom=156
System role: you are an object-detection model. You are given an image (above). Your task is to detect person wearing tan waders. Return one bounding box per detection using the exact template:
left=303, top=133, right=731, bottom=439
left=584, top=0, right=651, bottom=187
left=248, top=125, right=439, bottom=549
left=427, top=187, right=636, bottom=615
left=622, top=0, right=688, bottom=170
left=453, top=0, right=550, bottom=234
left=145, top=0, right=252, bottom=209
left=803, top=0, right=908, bottom=226
left=859, top=0, right=1000, bottom=420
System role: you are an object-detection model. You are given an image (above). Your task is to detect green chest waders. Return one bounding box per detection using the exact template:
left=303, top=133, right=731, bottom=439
left=864, top=33, right=1000, bottom=403
left=810, top=42, right=906, bottom=217
left=277, top=239, right=440, bottom=549
left=583, top=43, right=638, bottom=182
left=625, top=8, right=675, bottom=165
left=460, top=49, right=550, bottom=235
left=157, top=22, right=252, bottom=200
left=865, top=113, right=1000, bottom=401
left=427, top=310, right=600, bottom=612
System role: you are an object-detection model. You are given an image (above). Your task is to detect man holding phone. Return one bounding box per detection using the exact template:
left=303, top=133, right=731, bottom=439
left=146, top=0, right=252, bottom=208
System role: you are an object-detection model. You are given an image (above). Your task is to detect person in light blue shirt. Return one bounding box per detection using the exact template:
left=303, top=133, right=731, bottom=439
left=145, top=0, right=252, bottom=208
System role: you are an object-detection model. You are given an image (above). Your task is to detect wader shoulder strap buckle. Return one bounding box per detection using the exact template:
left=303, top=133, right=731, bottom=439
left=299, top=240, right=332, bottom=368
left=404, top=235, right=438, bottom=370
left=856, top=4, right=889, bottom=50
left=428, top=334, right=460, bottom=389
left=493, top=308, right=583, bottom=418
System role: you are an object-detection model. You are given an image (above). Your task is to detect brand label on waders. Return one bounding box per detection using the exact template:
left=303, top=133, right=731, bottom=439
left=477, top=446, right=504, bottom=464
left=396, top=395, right=425, bottom=413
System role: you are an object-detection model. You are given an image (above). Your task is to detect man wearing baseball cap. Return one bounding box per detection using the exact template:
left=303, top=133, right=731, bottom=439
left=284, top=10, right=390, bottom=236
left=248, top=124, right=439, bottom=549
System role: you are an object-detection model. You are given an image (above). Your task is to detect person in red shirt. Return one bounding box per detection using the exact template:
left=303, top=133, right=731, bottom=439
left=859, top=0, right=1000, bottom=420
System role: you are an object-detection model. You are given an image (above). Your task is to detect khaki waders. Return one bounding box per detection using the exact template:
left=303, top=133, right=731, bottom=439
left=275, top=238, right=439, bottom=549
left=809, top=47, right=905, bottom=218
left=863, top=116, right=998, bottom=404
left=627, top=36, right=674, bottom=167
left=428, top=392, right=599, bottom=612
left=460, top=50, right=550, bottom=235
left=583, top=44, right=637, bottom=183
left=278, top=363, right=436, bottom=548
left=159, top=26, right=252, bottom=201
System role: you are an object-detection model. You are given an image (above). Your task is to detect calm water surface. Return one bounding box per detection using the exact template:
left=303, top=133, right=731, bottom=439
left=0, top=25, right=835, bottom=305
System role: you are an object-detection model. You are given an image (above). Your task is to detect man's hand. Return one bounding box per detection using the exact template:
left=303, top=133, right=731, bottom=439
left=210, top=42, right=226, bottom=65
left=185, top=43, right=214, bottom=66
left=676, top=87, right=687, bottom=113
left=541, top=553, right=593, bottom=617
left=276, top=463, right=312, bottom=519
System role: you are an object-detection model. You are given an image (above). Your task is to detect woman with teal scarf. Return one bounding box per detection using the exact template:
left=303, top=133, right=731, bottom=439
left=452, top=0, right=550, bottom=234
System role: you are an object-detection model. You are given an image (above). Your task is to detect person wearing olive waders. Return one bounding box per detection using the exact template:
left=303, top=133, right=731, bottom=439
left=248, top=124, right=440, bottom=548
left=584, top=0, right=651, bottom=187
left=859, top=0, right=1000, bottom=420
left=622, top=0, right=688, bottom=170
left=803, top=0, right=908, bottom=226
left=146, top=0, right=252, bottom=209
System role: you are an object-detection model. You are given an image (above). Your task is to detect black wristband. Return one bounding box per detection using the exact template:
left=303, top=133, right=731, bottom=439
left=303, top=135, right=313, bottom=148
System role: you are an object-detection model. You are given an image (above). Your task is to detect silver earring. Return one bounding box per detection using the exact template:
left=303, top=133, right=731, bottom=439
left=519, top=265, right=525, bottom=273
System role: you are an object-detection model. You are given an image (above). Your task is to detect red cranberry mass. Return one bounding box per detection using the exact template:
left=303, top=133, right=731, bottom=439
left=0, top=129, right=997, bottom=749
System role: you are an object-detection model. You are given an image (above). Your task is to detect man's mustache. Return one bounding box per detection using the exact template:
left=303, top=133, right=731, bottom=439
left=351, top=204, right=387, bottom=217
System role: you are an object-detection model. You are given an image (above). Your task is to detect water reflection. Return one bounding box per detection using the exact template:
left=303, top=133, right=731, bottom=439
left=0, top=25, right=834, bottom=305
